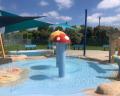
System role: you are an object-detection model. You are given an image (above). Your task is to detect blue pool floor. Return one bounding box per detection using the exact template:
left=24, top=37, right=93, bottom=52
left=0, top=57, right=118, bottom=96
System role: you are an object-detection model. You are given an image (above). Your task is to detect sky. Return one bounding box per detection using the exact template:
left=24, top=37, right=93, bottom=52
left=0, top=0, right=120, bottom=27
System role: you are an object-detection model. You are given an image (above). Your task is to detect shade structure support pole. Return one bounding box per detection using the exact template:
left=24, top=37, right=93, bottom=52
left=56, top=43, right=66, bottom=78
left=0, top=33, right=5, bottom=58
left=56, top=43, right=59, bottom=67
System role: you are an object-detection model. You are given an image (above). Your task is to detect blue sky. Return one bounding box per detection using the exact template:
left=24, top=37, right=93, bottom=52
left=0, top=0, right=120, bottom=27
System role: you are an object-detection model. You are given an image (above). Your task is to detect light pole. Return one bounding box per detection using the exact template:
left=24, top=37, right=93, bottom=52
left=98, top=16, right=101, bottom=45
left=83, top=9, right=87, bottom=56
left=99, top=16, right=101, bottom=27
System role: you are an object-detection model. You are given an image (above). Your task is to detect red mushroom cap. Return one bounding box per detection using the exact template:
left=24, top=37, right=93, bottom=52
left=54, top=33, right=70, bottom=44
left=50, top=30, right=66, bottom=41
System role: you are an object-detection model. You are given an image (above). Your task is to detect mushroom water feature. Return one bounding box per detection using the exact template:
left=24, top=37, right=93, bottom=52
left=50, top=30, right=70, bottom=77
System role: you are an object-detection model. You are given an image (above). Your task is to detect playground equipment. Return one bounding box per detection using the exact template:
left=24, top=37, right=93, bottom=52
left=106, top=30, right=120, bottom=63
left=0, top=33, right=5, bottom=58
left=113, top=55, right=120, bottom=78
left=113, top=49, right=120, bottom=78
left=50, top=30, right=70, bottom=77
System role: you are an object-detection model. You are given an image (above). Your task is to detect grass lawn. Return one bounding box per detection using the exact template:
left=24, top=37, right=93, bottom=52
left=86, top=46, right=109, bottom=50
left=5, top=44, right=47, bottom=51
left=4, top=44, right=109, bottom=51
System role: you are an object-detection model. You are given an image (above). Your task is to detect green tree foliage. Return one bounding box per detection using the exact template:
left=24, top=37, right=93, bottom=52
left=65, top=28, right=83, bottom=44
left=93, top=26, right=119, bottom=46
left=55, top=26, right=63, bottom=31
left=31, top=26, right=52, bottom=44
left=5, top=25, right=119, bottom=46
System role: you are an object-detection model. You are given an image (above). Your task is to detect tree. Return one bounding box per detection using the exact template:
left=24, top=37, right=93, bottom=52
left=55, top=26, right=63, bottom=31
left=65, top=28, right=83, bottom=44
left=94, top=26, right=108, bottom=45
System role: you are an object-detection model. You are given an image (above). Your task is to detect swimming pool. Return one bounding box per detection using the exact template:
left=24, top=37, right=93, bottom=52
left=0, top=57, right=117, bottom=96
left=9, top=50, right=52, bottom=56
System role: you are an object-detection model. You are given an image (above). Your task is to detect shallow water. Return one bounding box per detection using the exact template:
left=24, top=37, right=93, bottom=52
left=9, top=50, right=50, bottom=56
left=0, top=57, right=117, bottom=96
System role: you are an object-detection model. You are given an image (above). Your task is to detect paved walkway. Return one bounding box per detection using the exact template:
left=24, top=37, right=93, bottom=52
left=0, top=50, right=110, bottom=64
left=66, top=50, right=109, bottom=62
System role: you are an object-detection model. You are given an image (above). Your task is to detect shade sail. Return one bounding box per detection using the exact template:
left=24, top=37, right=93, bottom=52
left=0, top=10, right=52, bottom=33
left=0, top=10, right=45, bottom=18
left=0, top=16, right=40, bottom=28
left=52, top=22, right=73, bottom=29
left=5, top=20, right=51, bottom=33
left=0, top=10, right=18, bottom=16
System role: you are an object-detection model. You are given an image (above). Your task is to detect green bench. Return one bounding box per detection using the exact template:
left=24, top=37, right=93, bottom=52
left=102, top=45, right=109, bottom=51
left=25, top=44, right=37, bottom=50
left=73, top=45, right=83, bottom=50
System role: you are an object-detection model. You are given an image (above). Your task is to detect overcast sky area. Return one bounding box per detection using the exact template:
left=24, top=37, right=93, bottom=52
left=0, top=0, right=120, bottom=27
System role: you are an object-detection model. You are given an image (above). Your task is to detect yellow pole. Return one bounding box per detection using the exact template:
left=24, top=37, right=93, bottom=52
left=0, top=33, right=5, bottom=58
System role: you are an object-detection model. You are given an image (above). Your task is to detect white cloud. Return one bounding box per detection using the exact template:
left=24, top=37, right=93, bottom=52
left=101, top=15, right=120, bottom=23
left=58, top=16, right=72, bottom=21
left=20, top=12, right=38, bottom=16
left=55, top=0, right=74, bottom=9
left=43, top=11, right=72, bottom=21
left=116, top=7, right=120, bottom=12
left=97, top=0, right=120, bottom=9
left=0, top=6, right=3, bottom=10
left=88, top=13, right=120, bottom=26
left=0, top=0, right=3, bottom=10
left=43, top=11, right=59, bottom=17
left=39, top=0, right=49, bottom=7
left=11, top=3, right=17, bottom=9
left=88, top=13, right=103, bottom=23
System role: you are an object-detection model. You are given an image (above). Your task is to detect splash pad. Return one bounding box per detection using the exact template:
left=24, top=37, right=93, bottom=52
left=0, top=67, right=28, bottom=86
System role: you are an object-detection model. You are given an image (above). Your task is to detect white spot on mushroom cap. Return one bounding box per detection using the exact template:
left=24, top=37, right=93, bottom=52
left=57, top=37, right=60, bottom=41
left=65, top=36, right=69, bottom=40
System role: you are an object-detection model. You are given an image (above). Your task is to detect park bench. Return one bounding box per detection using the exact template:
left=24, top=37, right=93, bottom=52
left=25, top=44, right=36, bottom=50
left=102, top=45, right=109, bottom=51
left=73, top=45, right=83, bottom=50
left=47, top=44, right=53, bottom=49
